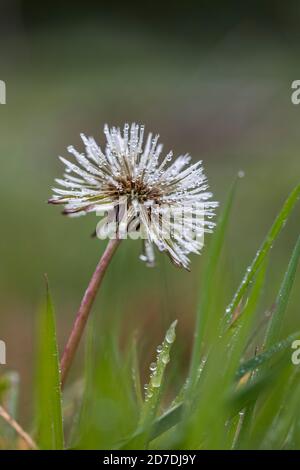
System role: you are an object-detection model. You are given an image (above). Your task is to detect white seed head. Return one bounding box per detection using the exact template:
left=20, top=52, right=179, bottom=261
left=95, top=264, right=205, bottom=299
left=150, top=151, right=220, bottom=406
left=49, top=123, right=218, bottom=270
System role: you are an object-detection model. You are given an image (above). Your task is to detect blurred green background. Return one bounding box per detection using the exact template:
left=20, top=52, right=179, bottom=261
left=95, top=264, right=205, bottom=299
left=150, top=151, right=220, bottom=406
left=0, top=1, right=299, bottom=424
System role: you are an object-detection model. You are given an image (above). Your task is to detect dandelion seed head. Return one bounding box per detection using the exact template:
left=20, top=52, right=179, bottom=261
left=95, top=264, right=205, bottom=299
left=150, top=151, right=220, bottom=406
left=49, top=123, right=218, bottom=269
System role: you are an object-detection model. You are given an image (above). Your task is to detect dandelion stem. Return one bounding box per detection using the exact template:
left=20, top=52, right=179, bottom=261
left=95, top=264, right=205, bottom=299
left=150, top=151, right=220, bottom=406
left=60, top=238, right=121, bottom=386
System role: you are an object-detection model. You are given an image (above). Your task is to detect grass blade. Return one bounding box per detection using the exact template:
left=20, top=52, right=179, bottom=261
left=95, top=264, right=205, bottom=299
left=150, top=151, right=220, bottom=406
left=225, top=183, right=300, bottom=323
left=228, top=362, right=283, bottom=417
left=264, top=236, right=300, bottom=348
left=36, top=277, right=64, bottom=450
left=236, top=331, right=300, bottom=381
left=140, top=320, right=177, bottom=427
left=188, top=178, right=238, bottom=392
left=247, top=360, right=295, bottom=448
left=181, top=259, right=266, bottom=449
left=150, top=404, right=182, bottom=441
left=123, top=321, right=177, bottom=449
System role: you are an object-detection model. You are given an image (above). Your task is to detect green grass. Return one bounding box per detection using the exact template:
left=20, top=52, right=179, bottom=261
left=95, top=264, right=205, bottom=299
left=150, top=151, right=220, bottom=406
left=35, top=278, right=64, bottom=450
left=0, top=180, right=299, bottom=450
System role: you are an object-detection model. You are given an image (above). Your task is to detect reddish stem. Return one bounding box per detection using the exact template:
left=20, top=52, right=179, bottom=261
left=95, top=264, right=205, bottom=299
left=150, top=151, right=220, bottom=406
left=60, top=238, right=121, bottom=386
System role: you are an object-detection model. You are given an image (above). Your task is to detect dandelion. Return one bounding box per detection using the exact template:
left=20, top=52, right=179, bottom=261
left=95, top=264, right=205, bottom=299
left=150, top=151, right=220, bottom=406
left=49, top=123, right=218, bottom=270
left=49, top=124, right=218, bottom=385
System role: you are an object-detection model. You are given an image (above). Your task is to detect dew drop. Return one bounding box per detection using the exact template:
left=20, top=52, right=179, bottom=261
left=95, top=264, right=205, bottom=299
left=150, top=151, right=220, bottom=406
left=166, top=328, right=176, bottom=344
left=161, top=354, right=170, bottom=365
left=151, top=375, right=162, bottom=388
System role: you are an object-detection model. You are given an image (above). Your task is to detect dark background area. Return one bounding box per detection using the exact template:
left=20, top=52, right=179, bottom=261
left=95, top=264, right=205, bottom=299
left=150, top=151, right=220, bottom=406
left=1, top=1, right=300, bottom=40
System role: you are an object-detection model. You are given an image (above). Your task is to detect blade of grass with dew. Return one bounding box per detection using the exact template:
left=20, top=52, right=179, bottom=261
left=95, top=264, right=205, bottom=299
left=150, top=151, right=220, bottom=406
left=121, top=320, right=177, bottom=449
left=236, top=331, right=300, bottom=381
left=230, top=348, right=296, bottom=449
left=140, top=320, right=177, bottom=426
left=247, top=359, right=295, bottom=449
left=35, top=278, right=64, bottom=450
left=228, top=357, right=287, bottom=418
left=181, top=260, right=266, bottom=449
left=232, top=335, right=300, bottom=448
left=188, top=178, right=238, bottom=398
left=264, top=236, right=300, bottom=349
left=233, top=239, right=300, bottom=448
left=218, top=254, right=267, bottom=387
left=218, top=262, right=267, bottom=449
left=222, top=261, right=268, bottom=448
left=263, top=371, right=300, bottom=449
left=232, top=348, right=298, bottom=449
left=224, top=183, right=300, bottom=324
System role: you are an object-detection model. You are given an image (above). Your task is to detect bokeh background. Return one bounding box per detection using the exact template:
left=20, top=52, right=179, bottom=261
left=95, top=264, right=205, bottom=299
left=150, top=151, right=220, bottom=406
left=0, top=0, right=299, bottom=425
